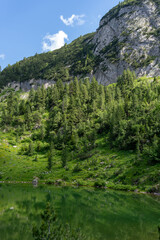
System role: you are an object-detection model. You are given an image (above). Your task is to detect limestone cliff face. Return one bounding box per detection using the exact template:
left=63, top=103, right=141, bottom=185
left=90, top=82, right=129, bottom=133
left=92, top=0, right=160, bottom=85
left=6, top=79, right=56, bottom=92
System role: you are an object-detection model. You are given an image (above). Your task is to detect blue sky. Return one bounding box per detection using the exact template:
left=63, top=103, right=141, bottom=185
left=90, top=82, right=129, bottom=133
left=0, top=0, right=120, bottom=70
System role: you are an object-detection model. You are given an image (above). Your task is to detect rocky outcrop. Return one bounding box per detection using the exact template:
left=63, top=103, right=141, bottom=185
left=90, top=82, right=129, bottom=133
left=92, top=0, right=160, bottom=85
left=7, top=79, right=56, bottom=91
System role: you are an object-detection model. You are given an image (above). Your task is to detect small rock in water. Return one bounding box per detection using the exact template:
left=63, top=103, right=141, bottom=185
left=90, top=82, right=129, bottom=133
left=32, top=177, right=38, bottom=186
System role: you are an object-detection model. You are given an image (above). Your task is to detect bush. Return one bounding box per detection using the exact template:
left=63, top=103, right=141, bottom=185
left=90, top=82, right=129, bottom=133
left=62, top=175, right=69, bottom=181
left=145, top=184, right=160, bottom=193
left=21, top=137, right=32, bottom=143
left=76, top=180, right=84, bottom=186
left=46, top=180, right=55, bottom=185
left=36, top=141, right=49, bottom=152
left=107, top=183, right=136, bottom=191
left=0, top=173, right=2, bottom=180
left=73, top=164, right=82, bottom=173
left=94, top=179, right=106, bottom=188
left=33, top=155, right=38, bottom=162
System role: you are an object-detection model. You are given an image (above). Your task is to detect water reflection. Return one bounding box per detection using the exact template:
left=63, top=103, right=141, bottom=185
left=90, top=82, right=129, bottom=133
left=0, top=184, right=159, bottom=240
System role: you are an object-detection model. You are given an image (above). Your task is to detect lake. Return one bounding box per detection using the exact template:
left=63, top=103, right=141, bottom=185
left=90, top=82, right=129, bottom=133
left=0, top=184, right=160, bottom=240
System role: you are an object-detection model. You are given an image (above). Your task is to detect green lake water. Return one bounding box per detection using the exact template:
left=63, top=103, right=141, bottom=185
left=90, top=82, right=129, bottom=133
left=0, top=184, right=160, bottom=240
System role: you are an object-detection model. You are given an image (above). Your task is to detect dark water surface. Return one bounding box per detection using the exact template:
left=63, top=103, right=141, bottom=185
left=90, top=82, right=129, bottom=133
left=0, top=184, right=160, bottom=240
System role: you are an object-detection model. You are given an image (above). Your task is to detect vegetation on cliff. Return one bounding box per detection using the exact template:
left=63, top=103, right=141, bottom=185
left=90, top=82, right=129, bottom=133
left=0, top=33, right=95, bottom=87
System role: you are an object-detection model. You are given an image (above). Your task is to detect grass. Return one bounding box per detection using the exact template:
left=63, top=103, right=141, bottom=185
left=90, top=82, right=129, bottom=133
left=0, top=131, right=159, bottom=193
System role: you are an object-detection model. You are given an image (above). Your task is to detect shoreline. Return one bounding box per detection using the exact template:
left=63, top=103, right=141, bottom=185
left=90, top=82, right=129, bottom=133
left=0, top=180, right=160, bottom=196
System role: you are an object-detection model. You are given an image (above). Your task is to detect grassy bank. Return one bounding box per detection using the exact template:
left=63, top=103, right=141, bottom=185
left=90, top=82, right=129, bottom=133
left=0, top=132, right=159, bottom=193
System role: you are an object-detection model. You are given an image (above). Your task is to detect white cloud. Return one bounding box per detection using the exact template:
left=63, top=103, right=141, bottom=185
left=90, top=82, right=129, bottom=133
left=42, top=30, right=68, bottom=52
left=0, top=54, right=5, bottom=60
left=60, top=14, right=85, bottom=26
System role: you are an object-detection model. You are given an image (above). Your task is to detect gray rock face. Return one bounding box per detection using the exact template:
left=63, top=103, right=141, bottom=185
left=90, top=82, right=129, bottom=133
left=92, top=0, right=160, bottom=85
left=7, top=79, right=56, bottom=91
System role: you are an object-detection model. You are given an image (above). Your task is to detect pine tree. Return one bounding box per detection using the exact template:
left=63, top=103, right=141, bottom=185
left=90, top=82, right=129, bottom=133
left=40, top=125, right=45, bottom=140
left=98, top=85, right=105, bottom=110
left=61, top=144, right=68, bottom=168
left=28, top=141, right=34, bottom=156
left=34, top=87, right=42, bottom=109
left=81, top=83, right=89, bottom=103
left=90, top=76, right=98, bottom=100
left=48, top=142, right=54, bottom=170
left=64, top=68, right=70, bottom=81
left=56, top=79, right=64, bottom=99
left=41, top=85, right=46, bottom=108
left=62, top=94, right=69, bottom=113
left=29, top=88, right=35, bottom=103
left=73, top=77, right=80, bottom=97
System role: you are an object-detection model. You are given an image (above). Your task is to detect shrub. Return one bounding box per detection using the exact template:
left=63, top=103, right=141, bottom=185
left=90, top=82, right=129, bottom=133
left=62, top=175, right=69, bottom=181
left=76, top=180, right=84, bottom=186
left=0, top=172, right=2, bottom=180
left=94, top=179, right=106, bottom=188
left=107, top=183, right=136, bottom=191
left=46, top=180, right=55, bottom=185
left=145, top=184, right=160, bottom=193
left=73, top=164, right=82, bottom=173
left=21, top=137, right=32, bottom=143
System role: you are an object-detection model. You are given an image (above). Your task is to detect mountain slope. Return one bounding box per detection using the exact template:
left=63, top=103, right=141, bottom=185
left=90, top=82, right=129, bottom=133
left=0, top=72, right=159, bottom=192
left=0, top=0, right=160, bottom=88
left=0, top=33, right=95, bottom=88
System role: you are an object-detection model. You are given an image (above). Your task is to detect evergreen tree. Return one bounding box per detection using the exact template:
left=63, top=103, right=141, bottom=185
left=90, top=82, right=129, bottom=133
left=48, top=142, right=54, bottom=170
left=61, top=144, right=68, bottom=168
left=40, top=125, right=45, bottom=140
left=29, top=141, right=34, bottom=156
left=29, top=87, right=35, bottom=103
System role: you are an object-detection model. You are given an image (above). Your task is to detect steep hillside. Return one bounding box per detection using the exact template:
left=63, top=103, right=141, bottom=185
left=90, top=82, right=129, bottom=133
left=93, top=0, right=160, bottom=84
left=0, top=0, right=160, bottom=88
left=0, top=33, right=95, bottom=88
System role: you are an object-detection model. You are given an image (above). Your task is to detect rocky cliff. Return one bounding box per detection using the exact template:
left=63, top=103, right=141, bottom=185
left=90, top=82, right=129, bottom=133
left=6, top=79, right=56, bottom=92
left=93, top=0, right=160, bottom=84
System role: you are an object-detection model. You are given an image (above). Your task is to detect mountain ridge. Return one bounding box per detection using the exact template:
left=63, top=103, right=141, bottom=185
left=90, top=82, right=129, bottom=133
left=0, top=0, right=160, bottom=89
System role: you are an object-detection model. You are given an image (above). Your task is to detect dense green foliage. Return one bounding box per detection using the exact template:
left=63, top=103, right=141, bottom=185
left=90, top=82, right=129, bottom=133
left=0, top=33, right=95, bottom=87
left=0, top=70, right=160, bottom=191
